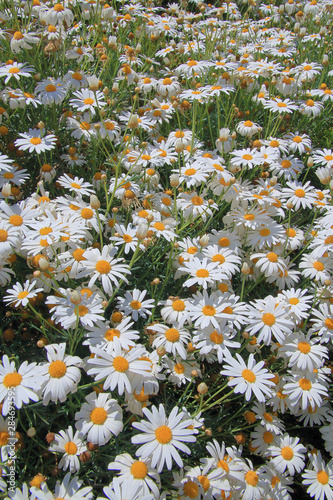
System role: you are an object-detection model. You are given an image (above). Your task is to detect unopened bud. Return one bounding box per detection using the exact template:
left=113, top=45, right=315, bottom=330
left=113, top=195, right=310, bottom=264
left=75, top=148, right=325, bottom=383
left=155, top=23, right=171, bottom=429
left=294, top=22, right=300, bottom=33
left=324, top=279, right=331, bottom=286
left=279, top=4, right=284, bottom=13
left=71, top=291, right=81, bottom=305
left=45, top=432, right=55, bottom=443
left=112, top=82, right=119, bottom=93
left=307, top=157, right=314, bottom=168
left=270, top=176, right=278, bottom=186
left=38, top=257, right=49, bottom=271
left=175, top=139, right=185, bottom=153
left=1, top=183, right=11, bottom=198
left=90, top=194, right=100, bottom=209
left=37, top=121, right=45, bottom=130
left=151, top=278, right=160, bottom=285
left=170, top=174, right=180, bottom=187
left=197, top=382, right=208, bottom=395
left=136, top=223, right=148, bottom=239
left=128, top=114, right=139, bottom=129
left=299, top=27, right=306, bottom=38
left=27, top=427, right=36, bottom=438
left=241, top=262, right=251, bottom=275
left=191, top=369, right=198, bottom=378
left=322, top=54, right=329, bottom=66
left=286, top=201, right=294, bottom=210
left=80, top=451, right=91, bottom=463
left=102, top=300, right=109, bottom=308
left=156, top=346, right=166, bottom=357
left=199, top=234, right=209, bottom=246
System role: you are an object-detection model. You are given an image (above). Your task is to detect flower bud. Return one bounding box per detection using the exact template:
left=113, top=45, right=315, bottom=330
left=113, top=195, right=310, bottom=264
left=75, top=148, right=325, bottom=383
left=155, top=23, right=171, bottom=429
left=71, top=291, right=81, bottom=305
left=156, top=346, right=166, bottom=357
left=87, top=76, right=100, bottom=91
left=90, top=194, right=100, bottom=209
left=241, top=262, right=251, bottom=275
left=45, top=432, right=55, bottom=443
left=199, top=234, right=209, bottom=246
left=270, top=176, right=278, bottom=186
left=128, top=114, right=139, bottom=129
left=38, top=257, right=49, bottom=271
left=322, top=54, right=329, bottom=66
left=136, top=223, right=148, bottom=240
left=170, top=174, right=180, bottom=187
left=175, top=139, right=185, bottom=153
left=197, top=382, right=208, bottom=395
left=1, top=183, right=11, bottom=198
left=27, top=427, right=36, bottom=438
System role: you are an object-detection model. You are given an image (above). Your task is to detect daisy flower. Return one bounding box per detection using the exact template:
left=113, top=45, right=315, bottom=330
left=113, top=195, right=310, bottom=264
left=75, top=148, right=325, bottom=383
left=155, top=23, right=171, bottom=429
left=278, top=333, right=328, bottom=371
left=108, top=453, right=161, bottom=498
left=0, top=62, right=34, bottom=84
left=149, top=218, right=177, bottom=241
left=86, top=340, right=151, bottom=395
left=193, top=325, right=241, bottom=364
left=313, top=149, right=333, bottom=169
left=236, top=120, right=262, bottom=137
left=284, top=132, right=312, bottom=155
left=83, top=317, right=140, bottom=351
left=148, top=323, right=191, bottom=359
left=117, top=289, right=155, bottom=322
left=177, top=191, right=217, bottom=222
left=282, top=181, right=316, bottom=211
left=31, top=473, right=93, bottom=500
left=220, top=353, right=275, bottom=403
left=267, top=434, right=306, bottom=476
left=302, top=451, right=333, bottom=500
left=277, top=288, right=313, bottom=322
left=179, top=257, right=222, bottom=290
left=35, top=78, right=67, bottom=105
left=298, top=99, right=324, bottom=117
left=0, top=355, right=45, bottom=416
left=57, top=174, right=95, bottom=196
left=98, top=477, right=154, bottom=500
left=3, top=280, right=43, bottom=308
left=75, top=392, right=123, bottom=446
left=77, top=245, right=130, bottom=296
left=283, top=370, right=328, bottom=411
left=0, top=221, right=22, bottom=256
left=245, top=296, right=294, bottom=345
left=131, top=404, right=197, bottom=472
left=49, top=426, right=86, bottom=473
left=160, top=297, right=190, bottom=327
left=251, top=251, right=286, bottom=277
left=230, top=148, right=262, bottom=169
left=163, top=356, right=201, bottom=387
left=14, top=128, right=57, bottom=154
left=39, top=343, right=82, bottom=405
left=70, top=89, right=106, bottom=116
left=110, top=223, right=142, bottom=254
left=187, top=290, right=235, bottom=330
left=299, top=255, right=332, bottom=285
left=263, top=98, right=298, bottom=114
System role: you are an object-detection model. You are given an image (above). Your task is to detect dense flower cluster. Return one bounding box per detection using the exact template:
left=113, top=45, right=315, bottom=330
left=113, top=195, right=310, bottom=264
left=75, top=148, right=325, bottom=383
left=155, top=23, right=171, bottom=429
left=0, top=0, right=333, bottom=498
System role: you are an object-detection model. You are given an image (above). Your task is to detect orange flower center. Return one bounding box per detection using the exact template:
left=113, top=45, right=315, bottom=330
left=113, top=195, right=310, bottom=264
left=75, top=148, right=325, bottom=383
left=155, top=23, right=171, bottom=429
left=95, top=260, right=111, bottom=274
left=130, top=461, right=148, bottom=479
left=202, top=305, right=216, bottom=316
left=3, top=372, right=22, bottom=387
left=48, top=360, right=67, bottom=378
left=281, top=446, right=294, bottom=460
left=64, top=441, right=77, bottom=454
left=155, top=425, right=172, bottom=444
left=90, top=407, right=108, bottom=424
left=242, top=369, right=256, bottom=383
left=165, top=328, right=180, bottom=342
left=113, top=356, right=129, bottom=372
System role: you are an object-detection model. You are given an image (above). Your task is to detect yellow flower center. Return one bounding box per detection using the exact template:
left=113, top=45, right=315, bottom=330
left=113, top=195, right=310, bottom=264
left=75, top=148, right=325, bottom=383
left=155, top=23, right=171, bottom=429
left=113, top=356, right=129, bottom=372
left=242, top=369, right=256, bottom=383
left=210, top=331, right=223, bottom=344
left=90, top=407, right=108, bottom=424
left=17, top=291, right=29, bottom=299
left=317, top=470, right=329, bottom=485
left=3, top=372, right=22, bottom=387
left=183, top=481, right=199, bottom=498
left=48, top=360, right=67, bottom=378
left=165, top=328, right=180, bottom=342
left=267, top=252, right=278, bottom=262
left=289, top=297, right=299, bottom=305
left=202, top=305, right=216, bottom=316
left=123, top=234, right=133, bottom=243
left=81, top=208, right=93, bottom=219
left=73, top=248, right=86, bottom=261
left=219, top=237, right=230, bottom=247
left=13, top=31, right=24, bottom=40
left=0, top=229, right=8, bottom=242
left=185, top=168, right=196, bottom=176
left=83, top=98, right=94, bottom=105
left=174, top=362, right=185, bottom=374
left=295, top=188, right=305, bottom=198
left=313, top=261, right=324, bottom=271
left=271, top=476, right=280, bottom=487
left=325, top=318, right=333, bottom=329
left=281, top=446, right=294, bottom=460
left=243, top=154, right=253, bottom=160
left=198, top=475, right=210, bottom=492
left=163, top=78, right=172, bottom=85
left=260, top=228, right=271, bottom=236
left=262, top=313, right=275, bottom=326
left=299, top=378, right=311, bottom=390
left=104, top=328, right=120, bottom=341
left=154, top=222, right=165, bottom=231
left=212, top=254, right=225, bottom=263
left=39, top=227, right=52, bottom=235
left=9, top=67, right=20, bottom=74
left=245, top=471, right=258, bottom=486
left=130, top=300, right=141, bottom=310
left=64, top=441, right=77, bottom=455
left=155, top=425, right=172, bottom=444
left=130, top=461, right=148, bottom=479
left=277, top=102, right=287, bottom=107
left=191, top=196, right=203, bottom=205
left=95, top=260, right=111, bottom=274
left=172, top=299, right=185, bottom=311
left=298, top=341, right=311, bottom=353
left=244, top=213, right=255, bottom=220
left=196, top=269, right=209, bottom=278
left=30, top=137, right=42, bottom=145
left=244, top=120, right=253, bottom=127
left=263, top=431, right=274, bottom=443
left=217, top=459, right=229, bottom=473
left=77, top=305, right=89, bottom=316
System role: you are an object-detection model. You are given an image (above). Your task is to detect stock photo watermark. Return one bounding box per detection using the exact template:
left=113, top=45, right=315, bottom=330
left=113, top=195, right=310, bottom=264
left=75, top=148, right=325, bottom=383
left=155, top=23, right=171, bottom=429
left=7, top=389, right=16, bottom=492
